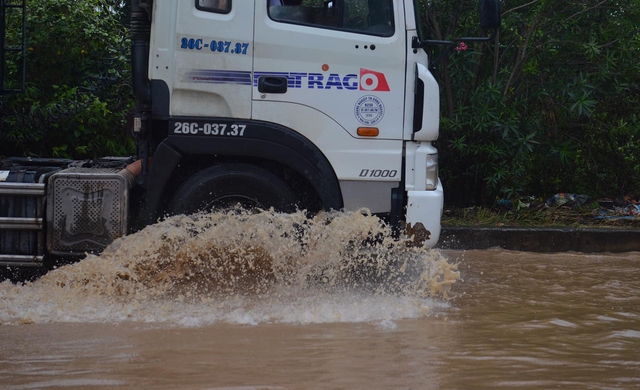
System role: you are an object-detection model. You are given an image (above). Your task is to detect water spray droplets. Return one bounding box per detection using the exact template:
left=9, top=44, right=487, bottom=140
left=0, top=209, right=459, bottom=325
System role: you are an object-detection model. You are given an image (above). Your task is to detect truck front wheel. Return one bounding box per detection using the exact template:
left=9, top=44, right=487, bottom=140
left=167, top=163, right=300, bottom=216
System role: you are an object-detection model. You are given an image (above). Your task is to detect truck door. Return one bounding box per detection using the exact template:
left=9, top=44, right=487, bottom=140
left=252, top=0, right=406, bottom=140
left=170, top=1, right=254, bottom=118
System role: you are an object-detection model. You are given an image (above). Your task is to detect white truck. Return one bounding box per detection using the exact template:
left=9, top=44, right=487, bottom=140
left=0, top=0, right=499, bottom=270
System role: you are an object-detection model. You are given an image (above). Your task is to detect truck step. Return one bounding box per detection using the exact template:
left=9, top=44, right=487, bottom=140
left=0, top=254, right=44, bottom=267
left=0, top=217, right=43, bottom=230
left=0, top=182, right=45, bottom=196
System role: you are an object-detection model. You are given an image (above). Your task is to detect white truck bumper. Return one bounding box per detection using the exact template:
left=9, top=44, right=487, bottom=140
left=406, top=179, right=444, bottom=248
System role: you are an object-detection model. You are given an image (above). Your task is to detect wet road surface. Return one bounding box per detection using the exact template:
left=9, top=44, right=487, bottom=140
left=2, top=243, right=638, bottom=389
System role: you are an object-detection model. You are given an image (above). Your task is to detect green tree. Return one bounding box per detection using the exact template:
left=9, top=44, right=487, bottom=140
left=421, top=0, right=640, bottom=205
left=0, top=0, right=134, bottom=159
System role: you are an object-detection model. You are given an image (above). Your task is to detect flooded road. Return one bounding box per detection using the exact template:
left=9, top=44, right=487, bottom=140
left=1, top=212, right=639, bottom=389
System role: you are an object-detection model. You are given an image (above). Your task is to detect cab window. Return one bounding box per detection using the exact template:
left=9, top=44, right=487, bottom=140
left=268, top=0, right=394, bottom=37
left=197, top=0, right=231, bottom=14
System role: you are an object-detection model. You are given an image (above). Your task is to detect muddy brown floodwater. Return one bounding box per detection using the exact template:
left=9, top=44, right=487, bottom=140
left=1, top=211, right=639, bottom=389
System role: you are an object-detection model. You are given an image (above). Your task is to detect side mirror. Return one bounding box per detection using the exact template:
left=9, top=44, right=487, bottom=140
left=479, top=0, right=501, bottom=30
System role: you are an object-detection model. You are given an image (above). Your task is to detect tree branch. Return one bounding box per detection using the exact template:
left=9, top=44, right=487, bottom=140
left=565, top=0, right=608, bottom=23
left=502, top=0, right=540, bottom=17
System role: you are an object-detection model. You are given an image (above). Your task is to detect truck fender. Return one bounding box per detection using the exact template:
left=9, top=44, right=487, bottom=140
left=144, top=120, right=343, bottom=225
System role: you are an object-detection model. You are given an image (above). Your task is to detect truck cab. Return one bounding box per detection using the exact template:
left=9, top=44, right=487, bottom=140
left=139, top=0, right=443, bottom=242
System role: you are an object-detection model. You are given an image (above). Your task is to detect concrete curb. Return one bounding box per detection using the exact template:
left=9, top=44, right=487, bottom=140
left=437, top=226, right=640, bottom=253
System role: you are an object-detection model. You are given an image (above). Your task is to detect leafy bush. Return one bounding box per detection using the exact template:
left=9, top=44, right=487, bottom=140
left=421, top=0, right=640, bottom=205
left=0, top=0, right=134, bottom=159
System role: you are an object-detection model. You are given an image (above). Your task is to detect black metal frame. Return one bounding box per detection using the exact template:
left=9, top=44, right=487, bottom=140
left=0, top=0, right=26, bottom=95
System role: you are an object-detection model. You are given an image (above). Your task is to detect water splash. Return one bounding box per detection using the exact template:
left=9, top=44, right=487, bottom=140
left=0, top=210, right=458, bottom=325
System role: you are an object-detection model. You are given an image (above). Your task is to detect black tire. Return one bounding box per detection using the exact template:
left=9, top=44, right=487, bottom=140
left=167, top=163, right=300, bottom=216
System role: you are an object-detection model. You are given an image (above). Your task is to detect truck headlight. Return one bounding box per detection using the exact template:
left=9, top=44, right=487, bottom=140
left=426, top=153, right=438, bottom=190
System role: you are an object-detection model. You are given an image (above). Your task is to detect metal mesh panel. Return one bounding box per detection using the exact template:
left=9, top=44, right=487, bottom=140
left=47, top=168, right=129, bottom=255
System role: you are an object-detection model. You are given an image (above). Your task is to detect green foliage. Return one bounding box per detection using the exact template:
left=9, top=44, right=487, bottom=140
left=0, top=0, right=134, bottom=159
left=421, top=0, right=640, bottom=205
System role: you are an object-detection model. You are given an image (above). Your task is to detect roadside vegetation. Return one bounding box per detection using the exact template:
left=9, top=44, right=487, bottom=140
left=0, top=0, right=133, bottom=159
left=442, top=200, right=640, bottom=228
left=0, top=0, right=638, bottom=221
left=423, top=0, right=640, bottom=207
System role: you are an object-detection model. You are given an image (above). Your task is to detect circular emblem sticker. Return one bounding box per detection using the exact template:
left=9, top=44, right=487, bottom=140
left=354, top=95, right=385, bottom=126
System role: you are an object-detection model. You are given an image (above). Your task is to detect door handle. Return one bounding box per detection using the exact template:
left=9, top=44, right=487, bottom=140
left=258, top=76, right=288, bottom=94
